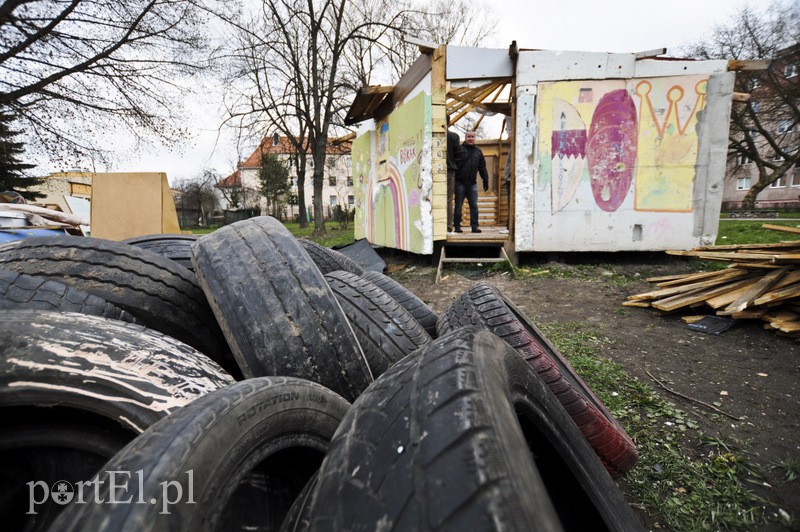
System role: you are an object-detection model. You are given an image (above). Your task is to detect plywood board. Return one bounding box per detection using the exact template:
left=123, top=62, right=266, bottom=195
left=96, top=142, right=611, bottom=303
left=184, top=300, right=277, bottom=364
left=90, top=172, right=180, bottom=240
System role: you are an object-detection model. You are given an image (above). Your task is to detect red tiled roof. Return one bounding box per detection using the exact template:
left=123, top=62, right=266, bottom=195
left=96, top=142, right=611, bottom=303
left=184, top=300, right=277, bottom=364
left=215, top=169, right=241, bottom=189
left=240, top=135, right=351, bottom=169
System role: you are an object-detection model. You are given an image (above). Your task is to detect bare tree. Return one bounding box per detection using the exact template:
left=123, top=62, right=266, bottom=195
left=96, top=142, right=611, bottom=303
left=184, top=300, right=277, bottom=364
left=0, top=0, right=212, bottom=166
left=685, top=1, right=800, bottom=209
left=221, top=0, right=409, bottom=235
left=384, top=0, right=499, bottom=80
left=174, top=169, right=219, bottom=226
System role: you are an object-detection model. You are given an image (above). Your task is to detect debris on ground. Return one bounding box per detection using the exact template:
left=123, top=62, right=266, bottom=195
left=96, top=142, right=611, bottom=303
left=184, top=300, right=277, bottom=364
left=626, top=224, right=800, bottom=339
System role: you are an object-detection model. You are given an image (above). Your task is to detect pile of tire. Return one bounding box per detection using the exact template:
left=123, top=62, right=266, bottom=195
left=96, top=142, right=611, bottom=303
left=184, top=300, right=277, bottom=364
left=0, top=216, right=642, bottom=531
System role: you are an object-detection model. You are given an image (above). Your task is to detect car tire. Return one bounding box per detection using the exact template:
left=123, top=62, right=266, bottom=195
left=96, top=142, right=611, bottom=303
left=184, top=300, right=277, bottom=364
left=121, top=234, right=198, bottom=271
left=361, top=270, right=439, bottom=338
left=192, top=217, right=372, bottom=401
left=298, top=238, right=364, bottom=275
left=437, top=282, right=637, bottom=477
left=52, top=377, right=349, bottom=532
left=0, top=236, right=230, bottom=367
left=0, top=310, right=234, bottom=530
left=0, top=269, right=136, bottom=322
left=289, top=328, right=642, bottom=531
left=325, top=270, right=430, bottom=377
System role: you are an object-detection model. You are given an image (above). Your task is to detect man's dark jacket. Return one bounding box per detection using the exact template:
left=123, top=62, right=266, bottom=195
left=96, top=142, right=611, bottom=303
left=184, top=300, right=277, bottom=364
left=446, top=131, right=461, bottom=172
left=455, top=143, right=489, bottom=187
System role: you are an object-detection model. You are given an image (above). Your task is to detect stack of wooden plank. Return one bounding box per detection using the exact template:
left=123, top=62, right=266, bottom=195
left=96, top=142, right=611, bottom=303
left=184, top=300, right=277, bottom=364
left=625, top=224, right=800, bottom=339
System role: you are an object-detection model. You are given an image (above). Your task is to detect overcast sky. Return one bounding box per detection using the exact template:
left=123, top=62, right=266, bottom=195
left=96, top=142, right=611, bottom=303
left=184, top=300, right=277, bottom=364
left=103, top=0, right=759, bottom=185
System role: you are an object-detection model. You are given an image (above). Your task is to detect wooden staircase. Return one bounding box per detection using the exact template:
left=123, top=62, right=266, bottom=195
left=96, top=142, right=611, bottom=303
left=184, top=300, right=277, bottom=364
left=435, top=242, right=513, bottom=283
left=454, top=193, right=498, bottom=227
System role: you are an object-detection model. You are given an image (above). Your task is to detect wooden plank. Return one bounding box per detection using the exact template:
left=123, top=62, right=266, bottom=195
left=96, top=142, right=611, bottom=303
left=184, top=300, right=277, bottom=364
left=681, top=315, right=708, bottom=324
left=728, top=59, right=770, bottom=71
left=772, top=269, right=800, bottom=289
left=652, top=278, right=756, bottom=312
left=718, top=267, right=788, bottom=315
left=753, top=281, right=800, bottom=306
left=776, top=320, right=800, bottom=333
left=772, top=254, right=800, bottom=263
left=653, top=268, right=736, bottom=287
left=728, top=308, right=769, bottom=319
left=361, top=85, right=394, bottom=95
left=666, top=250, right=782, bottom=262
left=693, top=241, right=800, bottom=251
left=762, top=224, right=800, bottom=235
left=628, top=269, right=751, bottom=301
left=732, top=92, right=751, bottom=102
left=393, top=54, right=432, bottom=106
left=762, top=310, right=799, bottom=325
left=705, top=279, right=761, bottom=309
left=635, top=47, right=667, bottom=59
left=622, top=300, right=651, bottom=308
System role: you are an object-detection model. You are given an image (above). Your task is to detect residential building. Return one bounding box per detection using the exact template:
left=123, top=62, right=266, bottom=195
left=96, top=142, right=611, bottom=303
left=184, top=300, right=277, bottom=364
left=721, top=43, right=800, bottom=210
left=216, top=134, right=354, bottom=220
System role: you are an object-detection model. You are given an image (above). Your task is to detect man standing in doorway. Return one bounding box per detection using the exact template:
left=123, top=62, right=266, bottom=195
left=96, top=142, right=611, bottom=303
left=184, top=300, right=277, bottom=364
left=454, top=130, right=488, bottom=233
left=446, top=120, right=460, bottom=232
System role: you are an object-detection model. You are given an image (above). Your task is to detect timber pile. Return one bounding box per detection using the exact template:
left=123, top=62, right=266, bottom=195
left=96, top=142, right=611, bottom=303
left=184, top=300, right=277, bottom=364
left=625, top=224, right=800, bottom=339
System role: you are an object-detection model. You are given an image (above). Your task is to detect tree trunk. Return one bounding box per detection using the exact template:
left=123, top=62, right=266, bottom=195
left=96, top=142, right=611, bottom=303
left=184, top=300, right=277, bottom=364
left=297, top=157, right=308, bottom=228
left=311, top=137, right=328, bottom=237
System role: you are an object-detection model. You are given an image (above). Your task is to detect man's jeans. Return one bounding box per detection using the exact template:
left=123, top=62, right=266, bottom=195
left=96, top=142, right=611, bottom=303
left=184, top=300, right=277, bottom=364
left=454, top=181, right=479, bottom=230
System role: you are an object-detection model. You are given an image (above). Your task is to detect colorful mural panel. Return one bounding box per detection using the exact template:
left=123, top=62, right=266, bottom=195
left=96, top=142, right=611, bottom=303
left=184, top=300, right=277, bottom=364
left=352, top=91, right=431, bottom=253
left=537, top=75, right=708, bottom=215
left=634, top=77, right=707, bottom=212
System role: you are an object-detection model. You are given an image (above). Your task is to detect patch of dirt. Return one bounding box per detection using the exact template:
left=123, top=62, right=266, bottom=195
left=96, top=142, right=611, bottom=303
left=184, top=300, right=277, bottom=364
left=382, top=250, right=800, bottom=529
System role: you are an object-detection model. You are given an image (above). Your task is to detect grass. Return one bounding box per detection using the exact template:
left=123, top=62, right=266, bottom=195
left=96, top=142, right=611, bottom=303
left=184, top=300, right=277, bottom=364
left=538, top=321, right=774, bottom=530
left=717, top=220, right=800, bottom=245
left=513, top=263, right=638, bottom=287
left=720, top=211, right=800, bottom=219
left=771, top=458, right=800, bottom=482
left=189, top=221, right=355, bottom=247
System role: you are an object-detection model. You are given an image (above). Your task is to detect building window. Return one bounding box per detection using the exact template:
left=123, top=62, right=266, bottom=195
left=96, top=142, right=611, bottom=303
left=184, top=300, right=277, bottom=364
left=272, top=133, right=280, bottom=146
left=736, top=177, right=751, bottom=190
left=348, top=195, right=355, bottom=206
left=770, top=176, right=785, bottom=188
left=328, top=176, right=336, bottom=186
left=791, top=173, right=800, bottom=187
left=785, top=64, right=798, bottom=79
left=347, top=177, right=353, bottom=186
left=345, top=158, right=352, bottom=168
left=738, top=154, right=751, bottom=166
left=329, top=195, right=338, bottom=206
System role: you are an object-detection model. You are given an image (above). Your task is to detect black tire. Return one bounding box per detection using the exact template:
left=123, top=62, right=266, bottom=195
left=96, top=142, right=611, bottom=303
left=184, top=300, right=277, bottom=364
left=122, top=233, right=198, bottom=271
left=0, top=310, right=234, bottom=531
left=361, top=270, right=439, bottom=338
left=52, top=377, right=350, bottom=532
left=437, top=282, right=637, bottom=477
left=292, top=328, right=642, bottom=531
left=0, top=268, right=136, bottom=322
left=325, top=271, right=430, bottom=377
left=0, top=235, right=231, bottom=369
left=192, top=216, right=372, bottom=402
left=298, top=238, right=364, bottom=275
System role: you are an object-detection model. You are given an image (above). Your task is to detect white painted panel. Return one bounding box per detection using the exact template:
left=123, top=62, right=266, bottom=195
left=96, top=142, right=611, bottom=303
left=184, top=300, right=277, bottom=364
left=606, top=54, right=636, bottom=78
left=404, top=72, right=432, bottom=103
left=692, top=71, right=735, bottom=245
left=517, top=51, right=612, bottom=85
left=446, top=45, right=513, bottom=80
left=634, top=59, right=728, bottom=77
left=514, top=90, right=537, bottom=250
